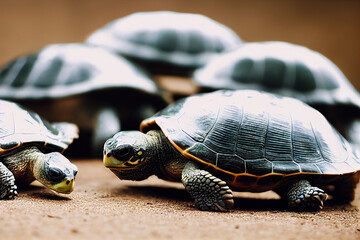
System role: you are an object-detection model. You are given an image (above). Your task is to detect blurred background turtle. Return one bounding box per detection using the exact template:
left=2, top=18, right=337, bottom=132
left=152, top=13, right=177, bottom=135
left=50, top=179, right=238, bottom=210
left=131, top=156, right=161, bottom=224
left=193, top=41, right=360, bottom=147
left=86, top=11, right=243, bottom=77
left=0, top=43, right=168, bottom=157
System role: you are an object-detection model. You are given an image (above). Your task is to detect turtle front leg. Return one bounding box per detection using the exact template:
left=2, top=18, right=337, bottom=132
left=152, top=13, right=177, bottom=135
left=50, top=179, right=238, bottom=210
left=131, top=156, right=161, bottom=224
left=287, top=180, right=328, bottom=210
left=0, top=162, right=18, bottom=200
left=181, top=161, right=234, bottom=211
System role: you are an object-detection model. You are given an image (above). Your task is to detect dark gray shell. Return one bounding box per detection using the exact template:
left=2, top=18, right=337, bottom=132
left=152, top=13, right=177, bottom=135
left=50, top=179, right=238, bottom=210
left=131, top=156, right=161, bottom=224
left=194, top=41, right=360, bottom=107
left=0, top=43, right=165, bottom=100
left=0, top=100, right=78, bottom=155
left=86, top=11, right=242, bottom=76
left=141, top=90, right=360, bottom=191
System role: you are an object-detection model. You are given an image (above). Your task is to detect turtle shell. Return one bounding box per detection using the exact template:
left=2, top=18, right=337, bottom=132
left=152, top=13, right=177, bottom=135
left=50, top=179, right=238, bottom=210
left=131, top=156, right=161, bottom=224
left=141, top=90, right=360, bottom=191
left=86, top=11, right=242, bottom=76
left=194, top=41, right=360, bottom=108
left=0, top=43, right=164, bottom=100
left=0, top=100, right=78, bottom=155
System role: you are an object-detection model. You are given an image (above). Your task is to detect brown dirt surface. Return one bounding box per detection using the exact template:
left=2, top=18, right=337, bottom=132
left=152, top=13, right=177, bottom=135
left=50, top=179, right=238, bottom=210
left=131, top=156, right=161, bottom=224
left=0, top=159, right=359, bottom=240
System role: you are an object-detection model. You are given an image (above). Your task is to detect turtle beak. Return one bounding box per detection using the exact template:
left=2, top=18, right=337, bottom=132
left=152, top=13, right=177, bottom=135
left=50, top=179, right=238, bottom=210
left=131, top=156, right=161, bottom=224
left=103, top=139, right=124, bottom=168
left=103, top=154, right=123, bottom=168
left=50, top=178, right=74, bottom=194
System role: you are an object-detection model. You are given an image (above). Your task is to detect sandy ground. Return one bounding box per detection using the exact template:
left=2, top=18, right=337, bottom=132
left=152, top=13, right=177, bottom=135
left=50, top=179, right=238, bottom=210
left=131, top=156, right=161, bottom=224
left=0, top=159, right=359, bottom=240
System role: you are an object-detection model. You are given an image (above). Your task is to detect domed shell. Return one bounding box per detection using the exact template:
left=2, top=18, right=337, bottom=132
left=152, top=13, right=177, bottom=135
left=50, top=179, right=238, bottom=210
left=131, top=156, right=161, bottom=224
left=194, top=41, right=360, bottom=107
left=0, top=43, right=164, bottom=100
left=0, top=100, right=78, bottom=154
left=141, top=90, right=360, bottom=191
left=86, top=11, right=242, bottom=75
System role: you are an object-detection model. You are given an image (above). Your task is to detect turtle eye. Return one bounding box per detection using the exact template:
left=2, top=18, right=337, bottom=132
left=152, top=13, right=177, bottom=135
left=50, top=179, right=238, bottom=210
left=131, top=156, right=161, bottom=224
left=48, top=167, right=65, bottom=181
left=105, top=138, right=117, bottom=148
left=112, top=145, right=133, bottom=160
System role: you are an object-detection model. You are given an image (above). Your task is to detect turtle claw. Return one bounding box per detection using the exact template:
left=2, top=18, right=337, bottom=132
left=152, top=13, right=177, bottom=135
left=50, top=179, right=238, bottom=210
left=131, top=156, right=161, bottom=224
left=182, top=162, right=234, bottom=212
left=1, top=183, right=18, bottom=200
left=6, top=187, right=18, bottom=199
left=5, top=184, right=18, bottom=199
left=290, top=189, right=328, bottom=210
left=288, top=180, right=328, bottom=211
left=216, top=197, right=235, bottom=212
left=194, top=185, right=234, bottom=212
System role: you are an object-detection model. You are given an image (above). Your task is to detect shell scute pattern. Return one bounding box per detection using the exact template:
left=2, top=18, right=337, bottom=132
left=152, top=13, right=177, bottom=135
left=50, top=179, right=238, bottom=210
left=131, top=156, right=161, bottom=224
left=293, top=62, right=316, bottom=91
left=272, top=161, right=301, bottom=175
left=256, top=174, right=284, bottom=186
left=246, top=159, right=273, bottom=176
left=203, top=104, right=241, bottom=155
left=0, top=46, right=98, bottom=90
left=86, top=11, right=242, bottom=69
left=0, top=43, right=161, bottom=100
left=33, top=57, right=65, bottom=88
left=153, top=29, right=178, bottom=52
left=230, top=58, right=255, bottom=84
left=141, top=90, right=360, bottom=182
left=217, top=154, right=245, bottom=174
left=236, top=102, right=267, bottom=160
left=9, top=54, right=39, bottom=88
left=262, top=57, right=287, bottom=88
left=187, top=143, right=217, bottom=166
left=0, top=100, right=73, bottom=154
left=234, top=175, right=258, bottom=186
left=194, top=42, right=356, bottom=106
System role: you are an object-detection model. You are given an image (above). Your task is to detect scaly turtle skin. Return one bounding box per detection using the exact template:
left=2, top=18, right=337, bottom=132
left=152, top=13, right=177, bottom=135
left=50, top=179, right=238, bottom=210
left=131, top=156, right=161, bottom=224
left=103, top=90, right=360, bottom=211
left=193, top=41, right=360, bottom=147
left=0, top=100, right=78, bottom=199
left=0, top=43, right=168, bottom=157
left=86, top=11, right=242, bottom=76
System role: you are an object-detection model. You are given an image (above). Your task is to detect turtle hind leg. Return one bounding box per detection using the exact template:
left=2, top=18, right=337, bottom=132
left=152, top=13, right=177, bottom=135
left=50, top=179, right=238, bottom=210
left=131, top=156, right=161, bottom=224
left=181, top=161, right=234, bottom=211
left=332, top=172, right=360, bottom=204
left=286, top=179, right=328, bottom=211
left=0, top=162, right=18, bottom=200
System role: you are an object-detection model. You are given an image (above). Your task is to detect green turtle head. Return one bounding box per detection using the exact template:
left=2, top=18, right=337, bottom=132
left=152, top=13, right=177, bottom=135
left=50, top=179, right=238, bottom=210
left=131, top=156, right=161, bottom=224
left=33, top=152, right=78, bottom=194
left=103, top=131, right=158, bottom=181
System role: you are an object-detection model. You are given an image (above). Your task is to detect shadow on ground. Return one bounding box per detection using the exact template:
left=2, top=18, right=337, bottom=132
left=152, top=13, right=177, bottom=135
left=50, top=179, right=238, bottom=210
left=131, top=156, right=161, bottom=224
left=113, top=185, right=358, bottom=212
left=115, top=185, right=286, bottom=211
left=18, top=184, right=72, bottom=201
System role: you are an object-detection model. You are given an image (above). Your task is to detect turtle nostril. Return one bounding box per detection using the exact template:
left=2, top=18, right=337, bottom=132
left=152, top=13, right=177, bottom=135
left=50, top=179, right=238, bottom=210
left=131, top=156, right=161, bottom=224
left=103, top=147, right=112, bottom=157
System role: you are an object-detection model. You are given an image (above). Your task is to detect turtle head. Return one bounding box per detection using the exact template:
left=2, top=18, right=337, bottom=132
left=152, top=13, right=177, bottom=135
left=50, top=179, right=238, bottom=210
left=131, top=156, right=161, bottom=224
left=103, top=131, right=157, bottom=181
left=33, top=152, right=78, bottom=194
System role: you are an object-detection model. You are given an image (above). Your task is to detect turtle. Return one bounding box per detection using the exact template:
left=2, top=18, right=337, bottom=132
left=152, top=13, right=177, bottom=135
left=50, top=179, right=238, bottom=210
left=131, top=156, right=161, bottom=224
left=103, top=90, right=360, bottom=211
left=85, top=11, right=242, bottom=76
left=193, top=41, right=360, bottom=146
left=0, top=43, right=168, bottom=157
left=0, top=99, right=78, bottom=199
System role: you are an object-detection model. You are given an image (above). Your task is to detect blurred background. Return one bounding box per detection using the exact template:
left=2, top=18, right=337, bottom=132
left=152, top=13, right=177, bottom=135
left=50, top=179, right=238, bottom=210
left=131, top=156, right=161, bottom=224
left=0, top=0, right=359, bottom=89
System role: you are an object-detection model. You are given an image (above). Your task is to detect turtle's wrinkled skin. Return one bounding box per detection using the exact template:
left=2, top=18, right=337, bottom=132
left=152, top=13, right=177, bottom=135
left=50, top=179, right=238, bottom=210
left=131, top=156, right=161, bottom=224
left=86, top=11, right=242, bottom=76
left=103, top=90, right=360, bottom=212
left=193, top=41, right=360, bottom=147
left=0, top=43, right=168, bottom=157
left=0, top=100, right=78, bottom=199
